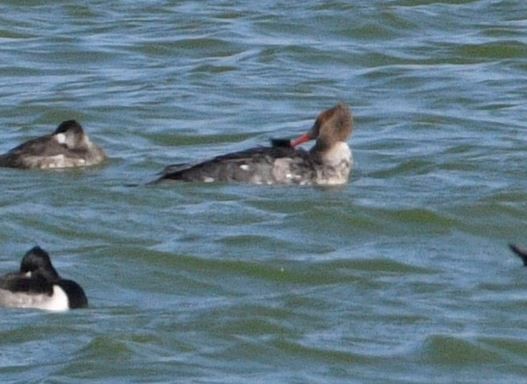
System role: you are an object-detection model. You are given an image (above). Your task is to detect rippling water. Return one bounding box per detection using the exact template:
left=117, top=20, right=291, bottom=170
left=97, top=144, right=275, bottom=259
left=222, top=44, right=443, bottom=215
left=1, top=1, right=527, bottom=382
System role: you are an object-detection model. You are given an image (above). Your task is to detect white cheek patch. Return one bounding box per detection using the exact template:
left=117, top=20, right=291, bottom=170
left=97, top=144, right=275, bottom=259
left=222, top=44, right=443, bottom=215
left=54, top=133, right=66, bottom=145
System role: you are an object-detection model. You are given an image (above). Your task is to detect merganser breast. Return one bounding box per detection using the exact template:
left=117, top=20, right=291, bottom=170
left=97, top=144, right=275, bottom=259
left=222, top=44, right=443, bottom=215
left=156, top=103, right=353, bottom=186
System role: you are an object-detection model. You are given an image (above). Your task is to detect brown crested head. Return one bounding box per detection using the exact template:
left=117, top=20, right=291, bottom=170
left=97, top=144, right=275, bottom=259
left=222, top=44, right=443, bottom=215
left=312, top=103, right=352, bottom=141
left=291, top=103, right=353, bottom=149
left=307, top=103, right=352, bottom=153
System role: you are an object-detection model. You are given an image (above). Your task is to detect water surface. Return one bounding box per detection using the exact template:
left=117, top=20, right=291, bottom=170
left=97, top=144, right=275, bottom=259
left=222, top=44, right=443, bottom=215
left=0, top=1, right=527, bottom=383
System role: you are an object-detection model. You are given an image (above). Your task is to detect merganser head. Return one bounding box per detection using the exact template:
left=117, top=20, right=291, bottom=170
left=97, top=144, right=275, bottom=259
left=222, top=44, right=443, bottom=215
left=291, top=103, right=352, bottom=152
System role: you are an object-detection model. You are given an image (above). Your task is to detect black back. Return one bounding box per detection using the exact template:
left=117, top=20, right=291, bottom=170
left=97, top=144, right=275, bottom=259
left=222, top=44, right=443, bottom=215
left=0, top=271, right=53, bottom=295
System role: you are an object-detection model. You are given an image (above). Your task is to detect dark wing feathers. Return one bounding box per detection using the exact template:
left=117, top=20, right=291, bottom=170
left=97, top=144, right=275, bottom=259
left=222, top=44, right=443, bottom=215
left=0, top=273, right=53, bottom=295
left=159, top=146, right=310, bottom=183
left=6, top=135, right=65, bottom=157
left=0, top=135, right=66, bottom=168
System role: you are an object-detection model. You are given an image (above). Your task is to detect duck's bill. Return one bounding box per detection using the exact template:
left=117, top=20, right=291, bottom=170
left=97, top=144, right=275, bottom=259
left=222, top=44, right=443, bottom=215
left=290, top=133, right=313, bottom=147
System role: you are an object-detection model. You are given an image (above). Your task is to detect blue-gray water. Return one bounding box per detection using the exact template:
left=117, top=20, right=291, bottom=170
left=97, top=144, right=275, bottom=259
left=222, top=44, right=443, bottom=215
left=1, top=1, right=527, bottom=382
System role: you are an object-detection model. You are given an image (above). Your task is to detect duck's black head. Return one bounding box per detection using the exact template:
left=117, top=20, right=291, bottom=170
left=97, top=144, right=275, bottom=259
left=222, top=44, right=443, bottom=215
left=20, top=246, right=60, bottom=281
left=53, top=120, right=84, bottom=136
left=52, top=120, right=86, bottom=149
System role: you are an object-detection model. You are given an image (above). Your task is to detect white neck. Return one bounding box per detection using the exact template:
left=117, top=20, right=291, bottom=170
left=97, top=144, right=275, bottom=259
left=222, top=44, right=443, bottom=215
left=320, top=142, right=352, bottom=166
left=315, top=142, right=352, bottom=186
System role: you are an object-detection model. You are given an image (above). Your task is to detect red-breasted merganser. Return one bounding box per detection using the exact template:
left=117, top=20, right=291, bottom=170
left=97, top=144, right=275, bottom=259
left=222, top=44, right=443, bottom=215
left=156, top=103, right=353, bottom=186
left=0, top=120, right=106, bottom=169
